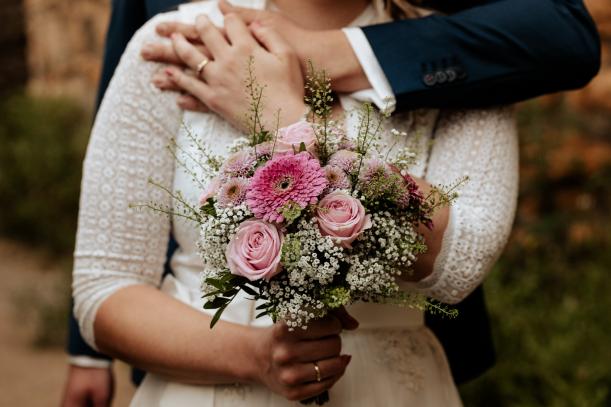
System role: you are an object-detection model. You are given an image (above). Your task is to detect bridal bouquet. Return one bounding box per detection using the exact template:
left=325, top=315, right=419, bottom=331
left=143, top=64, right=458, bottom=332
left=140, top=63, right=458, bottom=405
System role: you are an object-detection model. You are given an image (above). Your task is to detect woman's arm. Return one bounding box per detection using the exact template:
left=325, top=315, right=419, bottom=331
left=73, top=11, right=182, bottom=351
left=72, top=10, right=257, bottom=383
left=73, top=11, right=349, bottom=396
left=405, top=108, right=519, bottom=304
left=94, top=285, right=260, bottom=383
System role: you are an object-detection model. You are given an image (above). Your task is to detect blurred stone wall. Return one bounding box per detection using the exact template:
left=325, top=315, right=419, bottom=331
left=23, top=0, right=110, bottom=107
left=567, top=0, right=611, bottom=112
left=1, top=0, right=28, bottom=93
left=18, top=0, right=611, bottom=111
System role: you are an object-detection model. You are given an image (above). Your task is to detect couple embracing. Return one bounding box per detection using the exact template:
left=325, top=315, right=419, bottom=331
left=64, top=0, right=600, bottom=406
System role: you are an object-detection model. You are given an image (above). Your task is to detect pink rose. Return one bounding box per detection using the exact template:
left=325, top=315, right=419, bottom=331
left=316, top=191, right=372, bottom=249
left=199, top=177, right=220, bottom=206
left=275, top=121, right=318, bottom=156
left=226, top=219, right=284, bottom=281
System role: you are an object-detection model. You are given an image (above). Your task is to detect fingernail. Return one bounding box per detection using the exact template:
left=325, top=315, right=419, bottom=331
left=157, top=23, right=168, bottom=33
left=165, top=68, right=174, bottom=77
left=250, top=21, right=261, bottom=30
left=343, top=355, right=352, bottom=365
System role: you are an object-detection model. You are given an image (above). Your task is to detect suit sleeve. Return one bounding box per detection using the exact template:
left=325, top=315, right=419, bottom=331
left=362, top=0, right=601, bottom=111
left=94, top=0, right=149, bottom=109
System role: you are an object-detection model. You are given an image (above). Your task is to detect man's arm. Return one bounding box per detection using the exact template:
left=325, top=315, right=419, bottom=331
left=205, top=0, right=598, bottom=112
left=362, top=0, right=600, bottom=110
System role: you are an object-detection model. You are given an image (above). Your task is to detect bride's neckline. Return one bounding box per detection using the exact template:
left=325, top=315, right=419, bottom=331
left=266, top=1, right=378, bottom=28
left=179, top=1, right=382, bottom=29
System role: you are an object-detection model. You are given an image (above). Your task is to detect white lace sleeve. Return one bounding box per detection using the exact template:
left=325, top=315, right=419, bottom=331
left=414, top=108, right=519, bottom=304
left=72, top=12, right=182, bottom=350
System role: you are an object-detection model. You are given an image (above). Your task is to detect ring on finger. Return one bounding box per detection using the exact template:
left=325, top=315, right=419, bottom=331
left=196, top=58, right=210, bottom=77
left=312, top=362, right=322, bottom=383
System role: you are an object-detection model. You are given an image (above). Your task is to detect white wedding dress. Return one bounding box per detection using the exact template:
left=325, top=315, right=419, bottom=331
left=72, top=1, right=519, bottom=406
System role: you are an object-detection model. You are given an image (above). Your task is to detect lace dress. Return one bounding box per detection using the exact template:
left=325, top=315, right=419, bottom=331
left=72, top=1, right=519, bottom=406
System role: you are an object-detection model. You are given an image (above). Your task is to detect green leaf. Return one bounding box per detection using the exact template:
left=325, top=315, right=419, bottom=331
left=240, top=284, right=258, bottom=297
left=210, top=304, right=228, bottom=328
left=205, top=278, right=225, bottom=290
left=298, top=142, right=307, bottom=153
left=223, top=288, right=240, bottom=297
left=255, top=311, right=269, bottom=319
left=202, top=290, right=224, bottom=298
left=203, top=296, right=229, bottom=309
left=200, top=197, right=217, bottom=216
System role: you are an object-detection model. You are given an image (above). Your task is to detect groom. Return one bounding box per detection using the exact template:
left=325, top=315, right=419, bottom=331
left=62, top=0, right=600, bottom=405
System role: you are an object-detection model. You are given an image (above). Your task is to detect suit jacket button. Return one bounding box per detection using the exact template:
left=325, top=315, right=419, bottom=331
left=446, top=68, right=457, bottom=82
left=435, top=70, right=448, bottom=84
left=423, top=73, right=437, bottom=87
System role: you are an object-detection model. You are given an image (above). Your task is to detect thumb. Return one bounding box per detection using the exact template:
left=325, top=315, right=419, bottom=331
left=332, top=307, right=359, bottom=331
left=219, top=0, right=262, bottom=24
left=250, top=24, right=292, bottom=55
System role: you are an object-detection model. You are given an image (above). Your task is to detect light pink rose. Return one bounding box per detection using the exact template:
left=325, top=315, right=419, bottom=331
left=199, top=177, right=220, bottom=206
left=275, top=121, right=318, bottom=156
left=316, top=191, right=372, bottom=249
left=226, top=219, right=284, bottom=281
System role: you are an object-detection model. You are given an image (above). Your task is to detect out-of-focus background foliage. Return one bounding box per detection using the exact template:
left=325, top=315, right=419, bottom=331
left=0, top=0, right=609, bottom=405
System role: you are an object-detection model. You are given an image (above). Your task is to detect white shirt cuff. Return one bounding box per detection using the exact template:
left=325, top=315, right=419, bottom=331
left=68, top=355, right=112, bottom=369
left=342, top=27, right=396, bottom=115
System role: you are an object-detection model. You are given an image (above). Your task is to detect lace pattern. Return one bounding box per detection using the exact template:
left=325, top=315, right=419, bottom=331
left=415, top=108, right=519, bottom=303
left=72, top=12, right=184, bottom=349
left=367, top=329, right=427, bottom=391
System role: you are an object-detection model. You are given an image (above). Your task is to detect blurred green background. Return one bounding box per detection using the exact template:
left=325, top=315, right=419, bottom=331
left=0, top=0, right=610, bottom=406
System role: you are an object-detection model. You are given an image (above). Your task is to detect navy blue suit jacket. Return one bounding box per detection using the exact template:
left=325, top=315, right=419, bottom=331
left=69, top=0, right=600, bottom=386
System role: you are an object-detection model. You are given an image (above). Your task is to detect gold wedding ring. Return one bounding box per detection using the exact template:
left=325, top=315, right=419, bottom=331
left=196, top=58, right=210, bottom=77
left=313, top=362, right=322, bottom=382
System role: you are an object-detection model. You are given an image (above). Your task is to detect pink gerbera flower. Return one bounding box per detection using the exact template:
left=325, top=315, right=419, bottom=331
left=328, top=150, right=360, bottom=173
left=246, top=152, right=327, bottom=223
left=217, top=177, right=250, bottom=208
left=254, top=141, right=274, bottom=159
left=220, top=150, right=256, bottom=178
left=324, top=165, right=351, bottom=191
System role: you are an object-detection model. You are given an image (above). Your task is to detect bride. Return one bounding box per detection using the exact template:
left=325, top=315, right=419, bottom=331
left=72, top=0, right=518, bottom=405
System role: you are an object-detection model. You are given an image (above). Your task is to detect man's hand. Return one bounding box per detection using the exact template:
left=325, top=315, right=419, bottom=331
left=60, top=365, right=114, bottom=407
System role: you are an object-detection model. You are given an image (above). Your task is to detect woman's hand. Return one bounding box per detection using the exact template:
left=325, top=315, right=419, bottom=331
left=254, top=315, right=353, bottom=401
left=150, top=13, right=307, bottom=131
left=404, top=176, right=450, bottom=282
